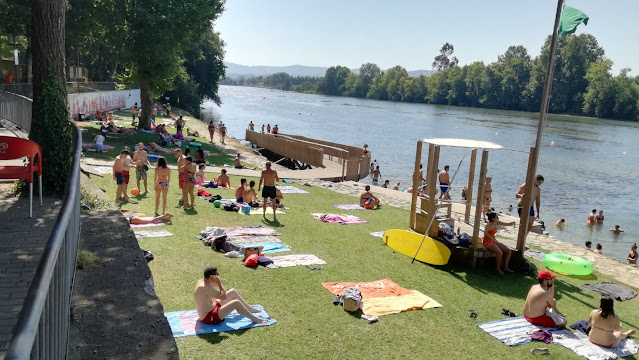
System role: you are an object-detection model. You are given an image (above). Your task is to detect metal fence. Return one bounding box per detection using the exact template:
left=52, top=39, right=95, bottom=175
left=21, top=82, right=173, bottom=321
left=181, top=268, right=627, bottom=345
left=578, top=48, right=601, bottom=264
left=4, top=123, right=82, bottom=360
left=0, top=91, right=33, bottom=133
left=0, top=82, right=137, bottom=98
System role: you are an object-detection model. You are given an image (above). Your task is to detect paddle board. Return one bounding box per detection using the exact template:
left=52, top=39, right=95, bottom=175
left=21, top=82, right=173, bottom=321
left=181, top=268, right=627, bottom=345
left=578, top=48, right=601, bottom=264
left=383, top=229, right=451, bottom=265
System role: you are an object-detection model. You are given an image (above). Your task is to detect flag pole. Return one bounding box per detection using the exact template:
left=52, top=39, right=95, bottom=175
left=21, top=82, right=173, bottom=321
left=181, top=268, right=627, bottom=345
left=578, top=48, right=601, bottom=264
left=516, top=0, right=565, bottom=253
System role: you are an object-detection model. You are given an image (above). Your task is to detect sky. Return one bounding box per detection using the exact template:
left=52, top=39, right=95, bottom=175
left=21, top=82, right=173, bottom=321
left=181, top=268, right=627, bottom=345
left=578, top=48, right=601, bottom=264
left=215, top=0, right=639, bottom=75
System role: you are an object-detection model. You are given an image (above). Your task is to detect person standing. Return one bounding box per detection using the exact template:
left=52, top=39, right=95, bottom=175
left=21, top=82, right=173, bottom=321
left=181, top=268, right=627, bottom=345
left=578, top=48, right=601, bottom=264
left=261, top=124, right=265, bottom=133
left=272, top=125, right=279, bottom=134
left=208, top=121, right=216, bottom=143
left=220, top=122, right=227, bottom=144
left=154, top=157, right=171, bottom=215
left=516, top=174, right=544, bottom=234
left=181, top=156, right=196, bottom=209
left=174, top=148, right=186, bottom=193
left=482, top=176, right=493, bottom=222
left=266, top=124, right=271, bottom=134
left=438, top=166, right=450, bottom=200
left=258, top=162, right=280, bottom=220
left=133, top=142, right=151, bottom=194
left=131, top=102, right=137, bottom=122
left=418, top=164, right=426, bottom=194
left=151, top=106, right=157, bottom=127
left=587, top=209, right=597, bottom=226
left=371, top=166, right=381, bottom=184
left=175, top=115, right=185, bottom=136
left=248, top=121, right=255, bottom=131
left=597, top=210, right=605, bottom=224
left=112, top=149, right=131, bottom=204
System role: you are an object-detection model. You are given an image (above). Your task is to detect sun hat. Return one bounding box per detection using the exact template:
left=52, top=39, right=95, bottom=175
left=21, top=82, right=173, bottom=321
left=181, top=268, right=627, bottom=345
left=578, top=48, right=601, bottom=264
left=537, top=270, right=557, bottom=280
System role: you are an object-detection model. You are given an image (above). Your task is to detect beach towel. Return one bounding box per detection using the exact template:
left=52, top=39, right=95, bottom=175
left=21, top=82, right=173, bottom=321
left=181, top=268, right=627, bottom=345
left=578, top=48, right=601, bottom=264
left=277, top=186, right=309, bottom=194
left=313, top=213, right=368, bottom=224
left=265, top=254, right=327, bottom=269
left=227, top=235, right=283, bottom=245
left=553, top=330, right=639, bottom=360
left=140, top=129, right=156, bottom=134
left=164, top=305, right=275, bottom=338
left=477, top=316, right=571, bottom=346
left=91, top=166, right=113, bottom=175
left=235, top=242, right=290, bottom=256
left=201, top=226, right=280, bottom=238
left=362, top=290, right=442, bottom=316
left=282, top=179, right=293, bottom=184
left=133, top=229, right=173, bottom=239
left=333, top=204, right=366, bottom=210
left=129, top=222, right=165, bottom=229
left=82, top=143, right=115, bottom=150
left=322, top=279, right=413, bottom=299
left=524, top=249, right=547, bottom=262
left=242, top=208, right=285, bottom=215
left=579, top=282, right=638, bottom=302
left=370, top=231, right=385, bottom=238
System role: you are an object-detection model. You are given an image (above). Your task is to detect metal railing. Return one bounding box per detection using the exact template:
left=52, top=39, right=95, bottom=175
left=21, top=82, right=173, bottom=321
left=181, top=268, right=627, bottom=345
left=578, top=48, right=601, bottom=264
left=0, top=82, right=137, bottom=98
left=0, top=91, right=33, bottom=133
left=5, top=123, right=82, bottom=360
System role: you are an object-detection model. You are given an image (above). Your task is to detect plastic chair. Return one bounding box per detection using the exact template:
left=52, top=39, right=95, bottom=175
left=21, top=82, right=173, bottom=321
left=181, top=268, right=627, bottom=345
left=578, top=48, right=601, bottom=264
left=0, top=136, right=43, bottom=218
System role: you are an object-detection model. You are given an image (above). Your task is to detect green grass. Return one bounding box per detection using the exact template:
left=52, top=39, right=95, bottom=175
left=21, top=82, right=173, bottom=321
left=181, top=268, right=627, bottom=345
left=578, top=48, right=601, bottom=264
left=78, top=120, right=234, bottom=166
left=88, top=171, right=639, bottom=360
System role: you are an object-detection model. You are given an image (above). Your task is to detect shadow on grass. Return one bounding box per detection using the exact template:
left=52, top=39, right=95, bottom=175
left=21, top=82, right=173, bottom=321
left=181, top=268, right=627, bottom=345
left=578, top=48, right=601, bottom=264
left=196, top=328, right=250, bottom=345
left=183, top=208, right=199, bottom=215
left=262, top=218, right=284, bottom=228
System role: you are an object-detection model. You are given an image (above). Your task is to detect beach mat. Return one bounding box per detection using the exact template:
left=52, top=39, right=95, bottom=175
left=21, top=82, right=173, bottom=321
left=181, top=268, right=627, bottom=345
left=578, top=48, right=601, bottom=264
left=313, top=213, right=367, bottom=224
left=129, top=222, right=165, bottom=229
left=477, top=317, right=570, bottom=346
left=322, top=278, right=413, bottom=299
left=362, top=290, right=442, bottom=316
left=266, top=254, right=326, bottom=269
left=165, top=305, right=275, bottom=338
left=200, top=226, right=280, bottom=238
left=236, top=242, right=290, bottom=256
left=243, top=208, right=285, bottom=215
left=277, top=186, right=308, bottom=194
left=553, top=329, right=639, bottom=360
left=579, top=282, right=638, bottom=302
left=227, top=235, right=283, bottom=244
left=370, top=231, right=385, bottom=238
left=524, top=249, right=546, bottom=262
left=133, top=229, right=173, bottom=239
left=333, top=204, right=365, bottom=210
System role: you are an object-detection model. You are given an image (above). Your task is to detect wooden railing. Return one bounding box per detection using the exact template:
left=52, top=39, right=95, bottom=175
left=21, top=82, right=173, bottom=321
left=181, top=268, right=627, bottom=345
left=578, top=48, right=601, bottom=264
left=246, top=130, right=325, bottom=167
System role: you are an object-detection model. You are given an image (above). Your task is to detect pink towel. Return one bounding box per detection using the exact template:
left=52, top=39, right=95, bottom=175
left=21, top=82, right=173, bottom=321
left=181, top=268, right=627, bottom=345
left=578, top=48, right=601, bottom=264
left=314, top=214, right=368, bottom=224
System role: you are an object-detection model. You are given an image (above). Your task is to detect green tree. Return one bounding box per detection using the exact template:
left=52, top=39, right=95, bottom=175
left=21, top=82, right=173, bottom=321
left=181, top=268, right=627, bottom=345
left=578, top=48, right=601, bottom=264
left=464, top=62, right=486, bottom=107
left=612, top=69, right=639, bottom=120
left=432, top=42, right=459, bottom=71
left=497, top=46, right=531, bottom=109
left=343, top=72, right=359, bottom=96
left=401, top=76, right=427, bottom=103
left=425, top=71, right=449, bottom=104
left=356, top=63, right=381, bottom=98
left=446, top=66, right=466, bottom=106
left=317, top=65, right=351, bottom=95
left=582, top=59, right=615, bottom=118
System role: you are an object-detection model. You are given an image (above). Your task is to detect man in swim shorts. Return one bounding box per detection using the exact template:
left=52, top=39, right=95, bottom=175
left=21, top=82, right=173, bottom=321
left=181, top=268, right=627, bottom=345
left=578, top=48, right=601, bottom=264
left=133, top=142, right=151, bottom=194
left=258, top=162, right=279, bottom=220
left=439, top=166, right=450, bottom=199
left=235, top=178, right=246, bottom=203
left=174, top=148, right=186, bottom=191
left=516, top=174, right=544, bottom=234
left=523, top=270, right=566, bottom=328
left=587, top=209, right=597, bottom=226
left=113, top=149, right=131, bottom=204
left=194, top=266, right=267, bottom=325
left=234, top=153, right=243, bottom=169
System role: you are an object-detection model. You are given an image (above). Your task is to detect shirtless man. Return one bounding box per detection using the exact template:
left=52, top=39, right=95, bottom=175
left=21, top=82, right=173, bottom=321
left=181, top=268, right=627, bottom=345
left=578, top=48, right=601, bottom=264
left=362, top=144, right=369, bottom=156
left=258, top=162, right=279, bottom=220
left=216, top=169, right=231, bottom=189
left=175, top=115, right=185, bottom=136
left=587, top=209, right=597, bottom=226
left=234, top=154, right=243, bottom=169
left=235, top=179, right=247, bottom=203
left=482, top=177, right=493, bottom=221
left=523, top=271, right=567, bottom=328
left=113, top=149, right=131, bottom=203
left=248, top=121, right=255, bottom=131
left=516, top=174, right=544, bottom=233
left=244, top=180, right=258, bottom=206
left=174, top=148, right=187, bottom=191
left=418, top=164, right=426, bottom=194
left=151, top=106, right=157, bottom=127
left=371, top=166, right=381, bottom=184
left=131, top=102, right=137, bottom=122
left=133, top=142, right=151, bottom=194
left=272, top=125, right=279, bottom=135
left=611, top=225, right=624, bottom=235
left=360, top=185, right=380, bottom=209
left=439, top=166, right=450, bottom=200
left=194, top=266, right=267, bottom=325
left=266, top=124, right=271, bottom=134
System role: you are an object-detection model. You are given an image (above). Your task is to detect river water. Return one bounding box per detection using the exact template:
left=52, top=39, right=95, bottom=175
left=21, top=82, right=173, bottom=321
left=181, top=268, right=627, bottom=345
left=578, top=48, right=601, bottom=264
left=202, top=85, right=639, bottom=262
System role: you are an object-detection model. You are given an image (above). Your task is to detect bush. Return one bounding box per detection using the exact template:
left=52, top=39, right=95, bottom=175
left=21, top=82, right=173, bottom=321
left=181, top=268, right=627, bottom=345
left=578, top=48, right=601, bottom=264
left=76, top=250, right=101, bottom=269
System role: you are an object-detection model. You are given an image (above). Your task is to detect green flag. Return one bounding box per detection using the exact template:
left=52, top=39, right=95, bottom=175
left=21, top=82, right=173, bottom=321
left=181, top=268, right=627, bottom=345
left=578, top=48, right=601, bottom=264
left=558, top=5, right=589, bottom=37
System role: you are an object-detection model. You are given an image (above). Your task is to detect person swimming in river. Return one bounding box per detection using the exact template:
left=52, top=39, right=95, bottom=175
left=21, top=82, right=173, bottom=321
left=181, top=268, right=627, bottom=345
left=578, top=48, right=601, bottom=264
left=611, top=225, right=624, bottom=235
left=556, top=219, right=565, bottom=227
left=588, top=209, right=597, bottom=226
left=483, top=211, right=517, bottom=275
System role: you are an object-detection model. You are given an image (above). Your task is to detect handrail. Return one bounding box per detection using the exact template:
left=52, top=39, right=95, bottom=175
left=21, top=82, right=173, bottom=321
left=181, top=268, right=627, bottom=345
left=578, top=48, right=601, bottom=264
left=0, top=91, right=33, bottom=133
left=5, top=122, right=82, bottom=360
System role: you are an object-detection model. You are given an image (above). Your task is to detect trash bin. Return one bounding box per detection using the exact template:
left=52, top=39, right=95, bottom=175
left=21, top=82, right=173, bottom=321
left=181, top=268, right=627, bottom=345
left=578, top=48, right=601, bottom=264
left=77, top=113, right=85, bottom=122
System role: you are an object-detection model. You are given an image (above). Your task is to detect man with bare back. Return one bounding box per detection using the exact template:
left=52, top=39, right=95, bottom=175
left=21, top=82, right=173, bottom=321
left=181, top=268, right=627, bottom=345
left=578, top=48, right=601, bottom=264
left=516, top=174, right=544, bottom=233
left=194, top=266, right=267, bottom=325
left=439, top=166, right=450, bottom=199
left=258, top=162, right=279, bottom=220
left=133, top=142, right=151, bottom=194
left=523, top=271, right=566, bottom=327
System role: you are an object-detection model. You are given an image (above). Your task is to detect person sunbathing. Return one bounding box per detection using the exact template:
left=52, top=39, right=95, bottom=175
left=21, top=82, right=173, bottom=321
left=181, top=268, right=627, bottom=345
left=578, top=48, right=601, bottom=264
left=482, top=211, right=516, bottom=275
left=194, top=266, right=267, bottom=325
left=359, top=185, right=380, bottom=209
left=589, top=296, right=635, bottom=348
left=523, top=271, right=567, bottom=328
left=216, top=169, right=232, bottom=188
left=128, top=212, right=173, bottom=224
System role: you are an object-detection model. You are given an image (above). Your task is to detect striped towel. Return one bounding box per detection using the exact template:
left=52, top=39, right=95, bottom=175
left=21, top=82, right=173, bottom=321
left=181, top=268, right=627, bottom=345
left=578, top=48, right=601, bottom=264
left=477, top=317, right=571, bottom=346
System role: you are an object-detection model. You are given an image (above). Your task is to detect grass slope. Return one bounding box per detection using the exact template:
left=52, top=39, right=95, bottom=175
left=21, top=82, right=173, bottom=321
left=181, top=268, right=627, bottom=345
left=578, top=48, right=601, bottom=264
left=87, top=167, right=639, bottom=360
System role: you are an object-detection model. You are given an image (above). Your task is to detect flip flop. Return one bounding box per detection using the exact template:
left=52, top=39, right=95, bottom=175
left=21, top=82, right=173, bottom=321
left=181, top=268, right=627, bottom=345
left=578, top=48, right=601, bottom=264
left=501, top=308, right=518, bottom=317
left=469, top=310, right=478, bottom=318
left=531, top=348, right=549, bottom=355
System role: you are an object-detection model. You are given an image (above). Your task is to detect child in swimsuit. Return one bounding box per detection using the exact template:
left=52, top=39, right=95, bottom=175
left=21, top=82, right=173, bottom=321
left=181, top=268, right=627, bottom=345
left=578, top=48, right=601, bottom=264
left=483, top=211, right=517, bottom=275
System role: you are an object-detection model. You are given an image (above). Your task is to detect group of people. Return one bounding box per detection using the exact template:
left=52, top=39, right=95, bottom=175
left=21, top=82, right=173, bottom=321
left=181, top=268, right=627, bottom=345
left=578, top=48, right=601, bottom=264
left=208, top=121, right=227, bottom=144
left=256, top=123, right=279, bottom=135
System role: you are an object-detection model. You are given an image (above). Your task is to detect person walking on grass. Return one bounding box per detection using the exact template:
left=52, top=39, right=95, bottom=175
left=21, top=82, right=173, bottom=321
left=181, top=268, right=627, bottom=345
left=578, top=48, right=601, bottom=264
left=113, top=149, right=131, bottom=204
left=208, top=121, right=216, bottom=143
left=258, top=162, right=279, bottom=220
left=154, top=157, right=171, bottom=215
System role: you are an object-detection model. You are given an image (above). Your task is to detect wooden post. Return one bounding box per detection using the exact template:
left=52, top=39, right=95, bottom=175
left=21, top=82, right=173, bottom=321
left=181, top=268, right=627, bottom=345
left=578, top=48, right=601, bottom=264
left=341, top=154, right=346, bottom=181
left=465, top=148, right=477, bottom=223
left=409, top=140, right=423, bottom=230
left=471, top=150, right=489, bottom=249
left=517, top=147, right=536, bottom=251
left=428, top=146, right=440, bottom=219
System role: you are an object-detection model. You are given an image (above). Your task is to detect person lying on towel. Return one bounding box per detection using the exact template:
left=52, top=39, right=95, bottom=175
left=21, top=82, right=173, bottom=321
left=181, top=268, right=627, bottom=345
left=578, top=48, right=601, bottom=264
left=127, top=212, right=173, bottom=225
left=523, top=271, right=567, bottom=327
left=194, top=266, right=267, bottom=325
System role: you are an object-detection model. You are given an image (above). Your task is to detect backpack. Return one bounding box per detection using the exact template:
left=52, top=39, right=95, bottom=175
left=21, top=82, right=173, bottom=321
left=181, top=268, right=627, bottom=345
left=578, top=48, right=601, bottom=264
left=213, top=235, right=240, bottom=253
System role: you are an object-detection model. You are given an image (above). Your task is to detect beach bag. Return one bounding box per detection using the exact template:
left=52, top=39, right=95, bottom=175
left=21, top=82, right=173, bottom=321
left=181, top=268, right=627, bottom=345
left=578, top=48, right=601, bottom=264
left=342, top=287, right=362, bottom=312
left=198, top=189, right=210, bottom=197
left=223, top=203, right=239, bottom=212
left=257, top=256, right=274, bottom=266
left=244, top=254, right=259, bottom=267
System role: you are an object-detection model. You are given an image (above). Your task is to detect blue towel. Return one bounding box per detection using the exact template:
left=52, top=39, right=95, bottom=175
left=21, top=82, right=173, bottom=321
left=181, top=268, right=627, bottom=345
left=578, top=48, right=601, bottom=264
left=283, top=179, right=293, bottom=184
left=140, top=129, right=156, bottom=134
left=236, top=242, right=290, bottom=257
left=165, top=305, right=275, bottom=337
left=477, top=316, right=571, bottom=346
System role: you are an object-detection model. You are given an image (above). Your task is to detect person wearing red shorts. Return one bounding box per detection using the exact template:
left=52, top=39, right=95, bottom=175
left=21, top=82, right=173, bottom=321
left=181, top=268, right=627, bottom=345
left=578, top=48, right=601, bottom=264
left=194, top=266, right=268, bottom=325
left=523, top=271, right=567, bottom=327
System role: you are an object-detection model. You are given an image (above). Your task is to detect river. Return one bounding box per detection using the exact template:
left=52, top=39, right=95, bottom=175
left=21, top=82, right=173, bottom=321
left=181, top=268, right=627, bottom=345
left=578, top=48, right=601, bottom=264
left=202, top=85, right=639, bottom=263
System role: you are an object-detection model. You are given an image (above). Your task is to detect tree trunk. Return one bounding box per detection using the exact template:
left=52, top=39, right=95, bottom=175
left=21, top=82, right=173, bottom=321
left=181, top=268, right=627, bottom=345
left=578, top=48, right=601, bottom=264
left=139, top=82, right=153, bottom=129
left=31, top=0, right=67, bottom=100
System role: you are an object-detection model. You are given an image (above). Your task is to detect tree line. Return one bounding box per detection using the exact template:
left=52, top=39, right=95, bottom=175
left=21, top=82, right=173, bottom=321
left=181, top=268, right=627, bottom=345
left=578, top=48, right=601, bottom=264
left=225, top=34, right=639, bottom=121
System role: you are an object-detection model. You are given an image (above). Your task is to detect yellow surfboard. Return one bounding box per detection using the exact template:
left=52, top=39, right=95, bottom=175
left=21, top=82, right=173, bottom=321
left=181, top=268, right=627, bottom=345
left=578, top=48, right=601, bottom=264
left=383, top=229, right=451, bottom=265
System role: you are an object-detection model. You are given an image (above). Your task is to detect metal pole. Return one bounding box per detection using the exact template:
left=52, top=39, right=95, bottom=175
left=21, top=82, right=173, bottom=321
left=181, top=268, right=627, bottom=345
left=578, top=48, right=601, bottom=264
left=516, top=0, right=564, bottom=251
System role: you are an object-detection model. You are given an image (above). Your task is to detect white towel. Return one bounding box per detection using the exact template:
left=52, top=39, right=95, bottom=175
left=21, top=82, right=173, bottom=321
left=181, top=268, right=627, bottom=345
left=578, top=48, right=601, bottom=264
left=553, top=331, right=639, bottom=360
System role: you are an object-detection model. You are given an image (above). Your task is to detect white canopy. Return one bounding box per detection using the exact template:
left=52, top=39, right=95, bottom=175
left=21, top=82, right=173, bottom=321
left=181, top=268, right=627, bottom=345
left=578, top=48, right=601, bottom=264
left=422, top=138, right=503, bottom=150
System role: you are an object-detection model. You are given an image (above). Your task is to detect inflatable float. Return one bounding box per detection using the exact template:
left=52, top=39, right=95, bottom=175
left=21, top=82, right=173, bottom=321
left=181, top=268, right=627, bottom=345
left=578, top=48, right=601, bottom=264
left=383, top=229, right=451, bottom=265
left=543, top=253, right=593, bottom=276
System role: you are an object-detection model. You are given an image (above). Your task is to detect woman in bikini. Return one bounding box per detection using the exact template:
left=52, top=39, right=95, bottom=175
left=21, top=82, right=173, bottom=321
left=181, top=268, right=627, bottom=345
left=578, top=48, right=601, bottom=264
left=182, top=156, right=196, bottom=209
left=154, top=157, right=171, bottom=215
left=628, top=244, right=637, bottom=265
left=589, top=296, right=635, bottom=348
left=483, top=211, right=517, bottom=275
left=208, top=121, right=215, bottom=143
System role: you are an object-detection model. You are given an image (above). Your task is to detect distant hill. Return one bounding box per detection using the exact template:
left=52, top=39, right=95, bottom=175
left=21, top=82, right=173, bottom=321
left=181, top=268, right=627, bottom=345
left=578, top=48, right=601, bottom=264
left=224, top=62, right=435, bottom=79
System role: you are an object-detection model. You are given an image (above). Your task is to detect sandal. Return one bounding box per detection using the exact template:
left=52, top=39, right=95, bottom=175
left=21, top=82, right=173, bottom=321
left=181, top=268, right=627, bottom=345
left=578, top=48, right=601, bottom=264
left=469, top=310, right=478, bottom=318
left=531, top=348, right=549, bottom=355
left=501, top=308, right=518, bottom=317
left=306, top=265, right=323, bottom=271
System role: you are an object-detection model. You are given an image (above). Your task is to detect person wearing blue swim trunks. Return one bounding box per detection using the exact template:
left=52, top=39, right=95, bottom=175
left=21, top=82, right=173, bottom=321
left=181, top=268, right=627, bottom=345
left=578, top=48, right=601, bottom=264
left=516, top=174, right=544, bottom=234
left=438, top=165, right=450, bottom=200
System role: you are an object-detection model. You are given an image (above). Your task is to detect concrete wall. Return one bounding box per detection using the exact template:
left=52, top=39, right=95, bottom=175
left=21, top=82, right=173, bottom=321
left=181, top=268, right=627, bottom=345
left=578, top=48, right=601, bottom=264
left=68, top=89, right=140, bottom=117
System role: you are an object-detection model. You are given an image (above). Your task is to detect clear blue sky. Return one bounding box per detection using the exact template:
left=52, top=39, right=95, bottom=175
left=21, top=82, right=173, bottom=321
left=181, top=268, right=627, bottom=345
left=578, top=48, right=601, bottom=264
left=215, top=0, right=638, bottom=75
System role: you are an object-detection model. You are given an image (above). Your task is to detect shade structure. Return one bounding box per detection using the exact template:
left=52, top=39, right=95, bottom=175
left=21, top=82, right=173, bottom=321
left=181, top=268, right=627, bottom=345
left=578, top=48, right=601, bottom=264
left=422, top=138, right=503, bottom=150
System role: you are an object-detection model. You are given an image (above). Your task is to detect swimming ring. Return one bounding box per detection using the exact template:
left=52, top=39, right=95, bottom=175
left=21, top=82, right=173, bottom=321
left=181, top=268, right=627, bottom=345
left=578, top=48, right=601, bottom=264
left=543, top=253, right=593, bottom=276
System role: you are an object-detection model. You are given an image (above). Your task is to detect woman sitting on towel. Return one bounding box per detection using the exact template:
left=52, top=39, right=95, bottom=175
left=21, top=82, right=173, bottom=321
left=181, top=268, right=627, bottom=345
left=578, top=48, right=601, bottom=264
left=194, top=266, right=267, bottom=325
left=483, top=211, right=516, bottom=275
left=589, top=296, right=635, bottom=348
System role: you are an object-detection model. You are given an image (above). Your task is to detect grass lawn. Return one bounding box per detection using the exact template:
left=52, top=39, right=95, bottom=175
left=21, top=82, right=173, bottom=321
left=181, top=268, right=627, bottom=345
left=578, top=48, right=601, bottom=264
left=86, top=165, right=639, bottom=360
left=77, top=118, right=235, bottom=167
